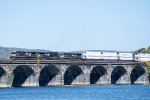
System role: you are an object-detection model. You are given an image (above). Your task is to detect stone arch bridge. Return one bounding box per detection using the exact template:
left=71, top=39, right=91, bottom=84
left=0, top=60, right=149, bottom=87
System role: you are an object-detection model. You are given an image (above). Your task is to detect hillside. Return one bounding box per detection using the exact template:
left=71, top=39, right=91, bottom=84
left=0, top=46, right=51, bottom=58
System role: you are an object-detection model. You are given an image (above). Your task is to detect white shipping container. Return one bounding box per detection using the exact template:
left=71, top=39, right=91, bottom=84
left=82, top=50, right=135, bottom=60
left=119, top=57, right=133, bottom=60
left=82, top=51, right=119, bottom=60
left=119, top=52, right=133, bottom=60
left=102, top=56, right=118, bottom=60
left=85, top=56, right=118, bottom=60
left=102, top=52, right=118, bottom=57
left=84, top=56, right=101, bottom=59
left=136, top=53, right=150, bottom=61
left=119, top=52, right=132, bottom=57
left=138, top=58, right=150, bottom=61
left=83, top=51, right=101, bottom=56
left=137, top=53, right=149, bottom=57
left=101, top=52, right=118, bottom=60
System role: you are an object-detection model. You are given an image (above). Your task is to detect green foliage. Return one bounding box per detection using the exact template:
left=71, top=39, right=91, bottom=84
left=145, top=62, right=150, bottom=74
left=134, top=45, right=150, bottom=54
left=147, top=46, right=150, bottom=50
left=36, top=59, right=41, bottom=64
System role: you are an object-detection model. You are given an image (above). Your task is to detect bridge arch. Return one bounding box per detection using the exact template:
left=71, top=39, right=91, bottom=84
left=111, top=66, right=127, bottom=84
left=0, top=67, right=5, bottom=77
left=64, top=65, right=84, bottom=85
left=90, top=66, right=107, bottom=84
left=12, top=65, right=34, bottom=87
left=39, top=65, right=59, bottom=86
left=130, top=65, right=146, bottom=84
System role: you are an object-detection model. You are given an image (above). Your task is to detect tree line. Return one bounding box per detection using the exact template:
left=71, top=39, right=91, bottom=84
left=134, top=46, right=150, bottom=54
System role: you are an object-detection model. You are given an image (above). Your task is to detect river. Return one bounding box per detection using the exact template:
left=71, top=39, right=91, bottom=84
left=0, top=85, right=150, bottom=100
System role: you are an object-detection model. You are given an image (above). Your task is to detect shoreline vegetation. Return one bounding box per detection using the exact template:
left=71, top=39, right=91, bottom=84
left=145, top=62, right=150, bottom=81
left=134, top=45, right=150, bottom=79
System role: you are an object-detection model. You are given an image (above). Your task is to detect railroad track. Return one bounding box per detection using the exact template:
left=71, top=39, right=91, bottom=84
left=0, top=59, right=142, bottom=65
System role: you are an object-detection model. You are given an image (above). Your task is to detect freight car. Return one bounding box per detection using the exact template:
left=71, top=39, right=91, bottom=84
left=81, top=50, right=134, bottom=61
left=135, top=53, right=150, bottom=61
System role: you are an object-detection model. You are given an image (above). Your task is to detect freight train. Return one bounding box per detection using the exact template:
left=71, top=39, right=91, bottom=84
left=9, top=50, right=150, bottom=61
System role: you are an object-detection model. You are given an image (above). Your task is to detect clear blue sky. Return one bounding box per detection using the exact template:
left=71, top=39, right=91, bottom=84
left=0, top=0, right=150, bottom=51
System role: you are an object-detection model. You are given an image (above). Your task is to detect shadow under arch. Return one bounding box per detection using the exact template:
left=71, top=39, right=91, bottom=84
left=0, top=67, right=5, bottom=77
left=111, top=66, right=127, bottom=84
left=90, top=66, right=107, bottom=84
left=12, top=65, right=34, bottom=87
left=39, top=65, right=59, bottom=86
left=130, top=65, right=146, bottom=84
left=64, top=65, right=84, bottom=85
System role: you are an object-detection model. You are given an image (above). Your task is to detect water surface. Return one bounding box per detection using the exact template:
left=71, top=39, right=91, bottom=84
left=0, top=85, right=150, bottom=100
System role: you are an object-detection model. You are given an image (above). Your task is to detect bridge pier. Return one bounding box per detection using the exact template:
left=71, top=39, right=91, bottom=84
left=71, top=65, right=89, bottom=85
left=0, top=65, right=15, bottom=87
left=114, top=65, right=131, bottom=84
left=48, top=64, right=66, bottom=86
left=132, top=66, right=149, bottom=84
left=22, top=64, right=42, bottom=87
left=0, top=72, right=13, bottom=87
left=90, top=65, right=110, bottom=84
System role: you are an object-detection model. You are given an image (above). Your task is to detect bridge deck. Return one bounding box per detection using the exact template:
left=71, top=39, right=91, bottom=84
left=0, top=59, right=142, bottom=65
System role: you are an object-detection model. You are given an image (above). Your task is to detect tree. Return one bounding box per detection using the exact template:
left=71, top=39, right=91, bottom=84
left=134, top=48, right=145, bottom=54
left=147, top=46, right=150, bottom=50
left=134, top=46, right=150, bottom=54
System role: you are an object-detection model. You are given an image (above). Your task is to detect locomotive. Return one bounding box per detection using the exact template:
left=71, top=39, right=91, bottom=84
left=10, top=51, right=82, bottom=60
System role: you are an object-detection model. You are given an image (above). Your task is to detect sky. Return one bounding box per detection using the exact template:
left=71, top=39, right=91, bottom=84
left=0, top=0, right=150, bottom=51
